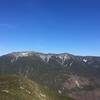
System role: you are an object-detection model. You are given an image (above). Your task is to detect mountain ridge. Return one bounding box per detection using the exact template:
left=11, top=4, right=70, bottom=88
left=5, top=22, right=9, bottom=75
left=0, top=51, right=100, bottom=100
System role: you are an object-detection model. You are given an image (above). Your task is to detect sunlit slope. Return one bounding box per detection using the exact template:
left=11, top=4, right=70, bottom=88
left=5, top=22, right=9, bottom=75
left=0, top=75, right=74, bottom=100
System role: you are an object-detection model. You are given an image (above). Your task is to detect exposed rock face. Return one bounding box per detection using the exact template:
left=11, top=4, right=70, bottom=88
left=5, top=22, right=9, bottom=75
left=0, top=51, right=100, bottom=100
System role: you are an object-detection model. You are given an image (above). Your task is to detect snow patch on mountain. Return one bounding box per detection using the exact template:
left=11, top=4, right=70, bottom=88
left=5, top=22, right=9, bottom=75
left=39, top=54, right=52, bottom=62
left=13, top=52, right=29, bottom=61
left=13, top=52, right=30, bottom=57
left=58, top=54, right=71, bottom=64
left=83, top=59, right=88, bottom=63
left=58, top=55, right=70, bottom=61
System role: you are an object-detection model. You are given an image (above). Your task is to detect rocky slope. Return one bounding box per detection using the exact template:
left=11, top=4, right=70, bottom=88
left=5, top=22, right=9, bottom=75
left=0, top=51, right=100, bottom=100
left=0, top=75, right=74, bottom=100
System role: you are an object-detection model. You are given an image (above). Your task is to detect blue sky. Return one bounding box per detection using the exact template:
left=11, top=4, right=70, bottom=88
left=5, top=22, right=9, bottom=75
left=0, top=0, right=100, bottom=56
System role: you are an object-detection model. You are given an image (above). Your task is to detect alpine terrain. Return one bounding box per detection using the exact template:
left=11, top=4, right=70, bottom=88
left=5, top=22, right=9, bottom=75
left=0, top=51, right=100, bottom=100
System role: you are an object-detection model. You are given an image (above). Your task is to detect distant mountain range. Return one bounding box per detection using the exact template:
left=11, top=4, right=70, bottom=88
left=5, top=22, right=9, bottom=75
left=0, top=51, right=100, bottom=100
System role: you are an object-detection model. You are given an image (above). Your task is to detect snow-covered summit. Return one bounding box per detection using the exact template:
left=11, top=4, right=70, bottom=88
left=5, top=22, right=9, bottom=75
left=8, top=52, right=72, bottom=63
left=10, top=52, right=34, bottom=57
